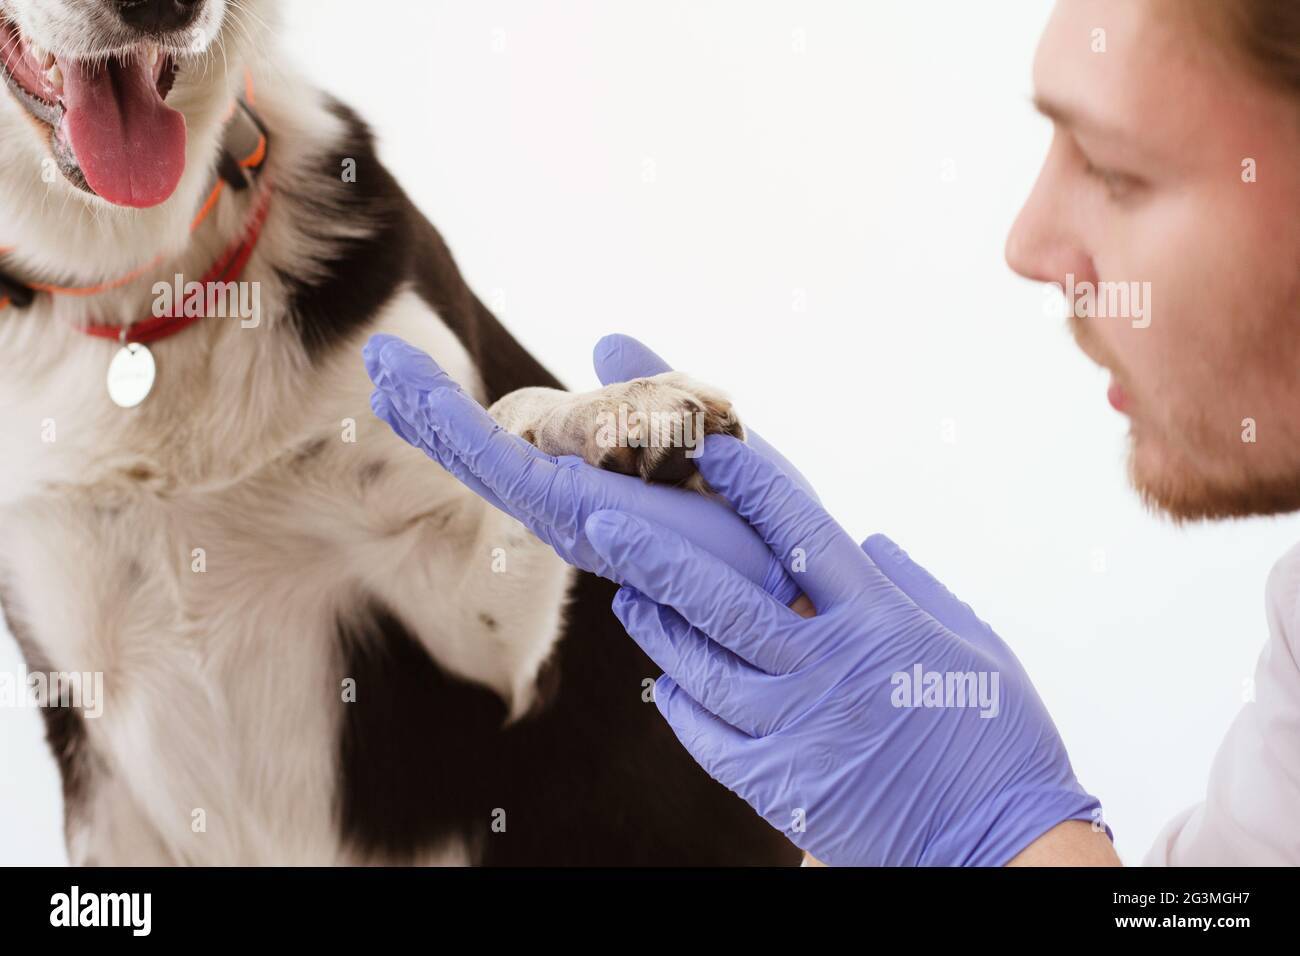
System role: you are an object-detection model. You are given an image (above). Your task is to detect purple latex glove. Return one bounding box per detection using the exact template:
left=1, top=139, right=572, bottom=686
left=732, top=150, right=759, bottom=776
left=362, top=334, right=799, bottom=603
left=582, top=434, right=1108, bottom=867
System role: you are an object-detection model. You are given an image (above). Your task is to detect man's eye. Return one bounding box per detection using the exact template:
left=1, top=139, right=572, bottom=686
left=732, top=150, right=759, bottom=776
left=1082, top=158, right=1140, bottom=200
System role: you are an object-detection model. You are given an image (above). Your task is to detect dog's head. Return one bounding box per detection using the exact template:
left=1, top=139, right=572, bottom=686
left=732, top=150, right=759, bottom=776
left=0, top=0, right=271, bottom=210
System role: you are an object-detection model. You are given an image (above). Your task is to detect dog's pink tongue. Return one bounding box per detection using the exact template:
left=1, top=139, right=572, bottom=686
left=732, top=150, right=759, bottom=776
left=60, top=56, right=186, bottom=209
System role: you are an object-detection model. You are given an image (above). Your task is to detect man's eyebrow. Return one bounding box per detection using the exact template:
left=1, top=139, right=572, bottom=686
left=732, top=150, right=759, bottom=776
left=1032, top=95, right=1125, bottom=140
left=1032, top=95, right=1070, bottom=124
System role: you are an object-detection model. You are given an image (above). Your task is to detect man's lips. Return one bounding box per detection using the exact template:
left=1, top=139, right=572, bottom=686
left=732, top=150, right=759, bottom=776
left=1068, top=315, right=1132, bottom=416
left=1107, top=380, right=1131, bottom=414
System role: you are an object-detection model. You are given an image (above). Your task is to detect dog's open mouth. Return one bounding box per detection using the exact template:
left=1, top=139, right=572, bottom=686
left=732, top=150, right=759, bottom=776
left=0, top=16, right=185, bottom=208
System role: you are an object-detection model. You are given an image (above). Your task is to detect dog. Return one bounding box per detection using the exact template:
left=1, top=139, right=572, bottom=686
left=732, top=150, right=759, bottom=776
left=0, top=0, right=799, bottom=865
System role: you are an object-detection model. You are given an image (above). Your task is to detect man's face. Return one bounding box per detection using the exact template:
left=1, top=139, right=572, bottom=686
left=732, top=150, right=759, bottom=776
left=1006, top=0, right=1300, bottom=520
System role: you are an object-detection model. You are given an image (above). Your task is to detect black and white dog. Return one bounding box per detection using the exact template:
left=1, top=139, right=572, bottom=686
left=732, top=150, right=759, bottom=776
left=0, top=0, right=798, bottom=865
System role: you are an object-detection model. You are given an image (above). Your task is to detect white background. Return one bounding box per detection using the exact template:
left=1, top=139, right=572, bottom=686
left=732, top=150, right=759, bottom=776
left=4, top=0, right=1298, bottom=865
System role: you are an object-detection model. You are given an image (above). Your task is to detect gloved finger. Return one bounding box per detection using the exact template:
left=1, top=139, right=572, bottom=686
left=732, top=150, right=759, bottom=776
left=863, top=534, right=1015, bottom=668
left=372, top=388, right=467, bottom=476
left=592, top=333, right=820, bottom=502
left=365, top=333, right=470, bottom=395
left=698, top=434, right=873, bottom=609
left=419, top=386, right=564, bottom=517
left=371, top=390, right=514, bottom=515
left=571, top=478, right=800, bottom=604
left=371, top=367, right=432, bottom=433
left=587, top=511, right=807, bottom=674
left=366, top=337, right=473, bottom=444
left=592, top=333, right=673, bottom=383
left=369, top=368, right=437, bottom=440
left=370, top=389, right=425, bottom=449
left=362, top=333, right=401, bottom=384
left=613, top=588, right=780, bottom=737
left=653, top=676, right=755, bottom=782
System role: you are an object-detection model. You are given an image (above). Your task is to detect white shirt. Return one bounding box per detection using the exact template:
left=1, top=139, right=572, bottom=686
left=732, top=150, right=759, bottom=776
left=1144, top=541, right=1300, bottom=865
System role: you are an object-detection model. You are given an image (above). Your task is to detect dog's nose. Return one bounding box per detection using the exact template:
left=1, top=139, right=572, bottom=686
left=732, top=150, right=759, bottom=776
left=111, top=0, right=205, bottom=34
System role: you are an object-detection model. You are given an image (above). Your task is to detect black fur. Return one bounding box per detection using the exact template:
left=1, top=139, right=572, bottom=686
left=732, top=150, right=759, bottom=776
left=275, top=102, right=412, bottom=365
left=0, top=584, right=92, bottom=828
left=281, top=101, right=558, bottom=405
left=335, top=600, right=507, bottom=863
left=336, top=580, right=798, bottom=866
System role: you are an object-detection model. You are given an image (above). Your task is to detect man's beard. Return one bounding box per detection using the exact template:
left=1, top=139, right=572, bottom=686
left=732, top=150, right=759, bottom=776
left=1069, top=315, right=1300, bottom=522
left=1129, top=430, right=1300, bottom=523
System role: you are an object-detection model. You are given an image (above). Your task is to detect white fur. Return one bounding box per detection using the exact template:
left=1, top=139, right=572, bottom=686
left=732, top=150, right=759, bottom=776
left=0, top=0, right=573, bottom=865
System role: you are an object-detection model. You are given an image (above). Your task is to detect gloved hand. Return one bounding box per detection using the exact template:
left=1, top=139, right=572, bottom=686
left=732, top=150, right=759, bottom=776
left=363, top=334, right=800, bottom=603
left=581, top=433, right=1108, bottom=867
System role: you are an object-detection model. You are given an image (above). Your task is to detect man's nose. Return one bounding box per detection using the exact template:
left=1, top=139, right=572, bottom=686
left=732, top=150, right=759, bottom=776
left=1005, top=208, right=1094, bottom=291
left=110, top=0, right=205, bottom=34
left=1005, top=160, right=1094, bottom=289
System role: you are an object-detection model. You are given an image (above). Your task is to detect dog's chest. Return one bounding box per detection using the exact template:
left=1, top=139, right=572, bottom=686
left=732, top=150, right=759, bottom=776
left=0, top=466, right=333, bottom=855
left=0, top=383, right=569, bottom=864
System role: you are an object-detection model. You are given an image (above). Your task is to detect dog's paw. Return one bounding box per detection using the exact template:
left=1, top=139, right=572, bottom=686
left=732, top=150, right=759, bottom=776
left=521, top=372, right=744, bottom=489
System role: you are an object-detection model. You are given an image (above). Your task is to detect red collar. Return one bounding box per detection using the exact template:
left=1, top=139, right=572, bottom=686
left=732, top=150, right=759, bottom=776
left=0, top=81, right=269, bottom=334
left=82, top=183, right=273, bottom=346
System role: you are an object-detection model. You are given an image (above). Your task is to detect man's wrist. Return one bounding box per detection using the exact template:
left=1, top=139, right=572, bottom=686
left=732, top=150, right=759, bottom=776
left=1006, top=819, right=1121, bottom=866
left=800, top=818, right=1120, bottom=867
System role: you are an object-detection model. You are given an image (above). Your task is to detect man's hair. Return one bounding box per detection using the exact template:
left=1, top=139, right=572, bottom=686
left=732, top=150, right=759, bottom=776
left=1185, top=0, right=1300, bottom=98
